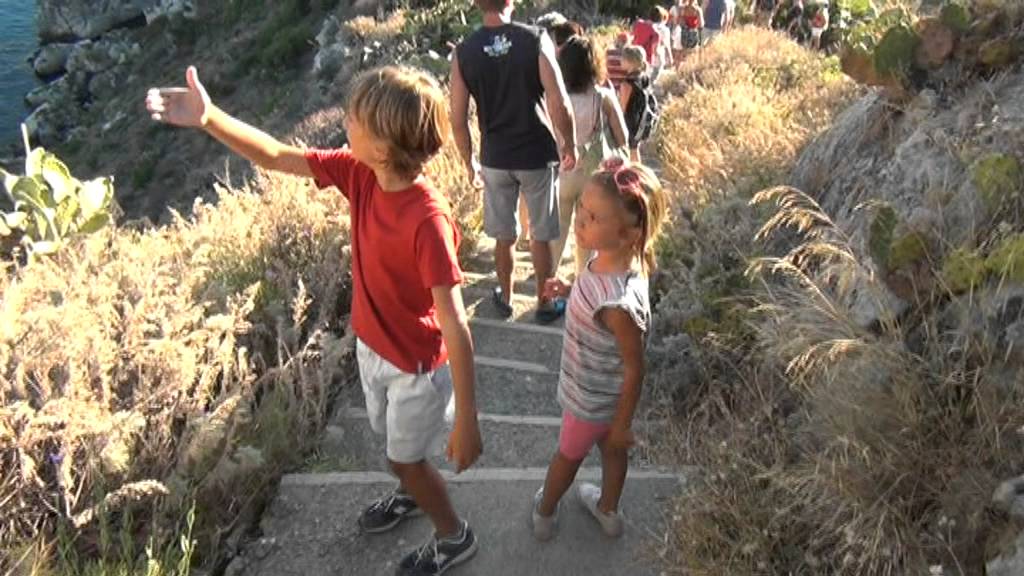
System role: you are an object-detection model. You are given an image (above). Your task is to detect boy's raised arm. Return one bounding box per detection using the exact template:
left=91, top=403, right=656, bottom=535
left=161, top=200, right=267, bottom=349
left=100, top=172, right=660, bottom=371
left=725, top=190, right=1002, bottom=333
left=146, top=66, right=313, bottom=178
left=432, top=284, right=482, bottom=473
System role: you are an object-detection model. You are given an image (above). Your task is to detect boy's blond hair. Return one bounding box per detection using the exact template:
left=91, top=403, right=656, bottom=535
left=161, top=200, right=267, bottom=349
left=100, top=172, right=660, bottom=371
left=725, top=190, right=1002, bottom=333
left=347, top=66, right=449, bottom=179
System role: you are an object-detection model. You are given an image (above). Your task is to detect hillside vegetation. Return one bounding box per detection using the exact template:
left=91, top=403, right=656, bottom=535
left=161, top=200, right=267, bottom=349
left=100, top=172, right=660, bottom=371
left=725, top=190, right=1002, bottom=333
left=650, top=3, right=1024, bottom=573
left=4, top=0, right=1023, bottom=574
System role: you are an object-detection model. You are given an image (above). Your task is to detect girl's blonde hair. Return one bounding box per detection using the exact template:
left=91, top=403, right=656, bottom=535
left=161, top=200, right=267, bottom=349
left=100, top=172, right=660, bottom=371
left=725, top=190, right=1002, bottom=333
left=590, top=158, right=667, bottom=275
left=621, top=45, right=648, bottom=72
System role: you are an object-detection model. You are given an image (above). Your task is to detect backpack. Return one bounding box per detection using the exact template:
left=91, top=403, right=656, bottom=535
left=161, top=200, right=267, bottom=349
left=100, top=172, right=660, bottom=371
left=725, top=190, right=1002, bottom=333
left=624, top=75, right=660, bottom=145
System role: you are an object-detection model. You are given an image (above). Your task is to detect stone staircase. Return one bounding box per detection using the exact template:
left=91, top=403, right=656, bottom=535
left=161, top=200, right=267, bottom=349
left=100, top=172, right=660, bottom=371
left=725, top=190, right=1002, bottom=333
left=226, top=238, right=687, bottom=576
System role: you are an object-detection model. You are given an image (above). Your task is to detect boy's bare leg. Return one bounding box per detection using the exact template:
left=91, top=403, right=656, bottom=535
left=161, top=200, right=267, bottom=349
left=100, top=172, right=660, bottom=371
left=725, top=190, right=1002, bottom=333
left=530, top=239, right=554, bottom=307
left=391, top=459, right=460, bottom=537
left=538, top=451, right=584, bottom=516
left=495, top=238, right=515, bottom=303
left=596, top=439, right=629, bottom=513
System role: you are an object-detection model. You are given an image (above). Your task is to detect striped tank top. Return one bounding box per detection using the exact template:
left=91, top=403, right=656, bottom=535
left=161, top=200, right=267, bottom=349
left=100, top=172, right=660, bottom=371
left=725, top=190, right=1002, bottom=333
left=557, top=262, right=650, bottom=422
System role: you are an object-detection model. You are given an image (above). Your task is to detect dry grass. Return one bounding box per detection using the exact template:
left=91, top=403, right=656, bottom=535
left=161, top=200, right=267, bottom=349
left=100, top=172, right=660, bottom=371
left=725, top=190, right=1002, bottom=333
left=343, top=11, right=408, bottom=43
left=655, top=27, right=857, bottom=208
left=653, top=26, right=1024, bottom=576
left=1, top=159, right=354, bottom=571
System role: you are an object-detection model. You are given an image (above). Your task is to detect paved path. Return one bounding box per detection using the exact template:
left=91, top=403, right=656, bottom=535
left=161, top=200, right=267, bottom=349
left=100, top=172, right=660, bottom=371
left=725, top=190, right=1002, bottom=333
left=226, top=236, right=688, bottom=576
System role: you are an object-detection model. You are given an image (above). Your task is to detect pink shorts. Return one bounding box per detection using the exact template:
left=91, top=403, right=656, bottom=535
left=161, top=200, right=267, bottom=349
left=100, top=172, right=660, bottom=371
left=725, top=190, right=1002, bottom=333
left=558, top=410, right=612, bottom=461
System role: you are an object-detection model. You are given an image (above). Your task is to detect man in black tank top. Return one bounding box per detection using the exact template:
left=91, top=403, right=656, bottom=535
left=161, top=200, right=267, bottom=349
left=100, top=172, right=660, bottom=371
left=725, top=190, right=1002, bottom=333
left=451, top=0, right=577, bottom=324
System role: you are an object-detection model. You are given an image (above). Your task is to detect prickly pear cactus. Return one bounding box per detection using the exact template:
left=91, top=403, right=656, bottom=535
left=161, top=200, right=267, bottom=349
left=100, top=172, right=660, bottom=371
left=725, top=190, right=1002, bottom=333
left=839, top=0, right=1023, bottom=96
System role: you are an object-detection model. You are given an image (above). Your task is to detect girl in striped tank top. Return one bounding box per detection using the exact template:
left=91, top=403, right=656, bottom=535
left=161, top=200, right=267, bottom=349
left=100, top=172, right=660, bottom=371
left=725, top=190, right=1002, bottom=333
left=530, top=157, right=668, bottom=540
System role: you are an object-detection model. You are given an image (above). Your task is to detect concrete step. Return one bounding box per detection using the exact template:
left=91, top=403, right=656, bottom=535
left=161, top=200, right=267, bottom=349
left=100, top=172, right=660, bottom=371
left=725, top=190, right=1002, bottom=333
left=474, top=362, right=559, bottom=417
left=462, top=270, right=540, bottom=299
left=469, top=317, right=563, bottom=372
left=230, top=468, right=685, bottom=576
left=333, top=361, right=560, bottom=421
left=312, top=409, right=663, bottom=473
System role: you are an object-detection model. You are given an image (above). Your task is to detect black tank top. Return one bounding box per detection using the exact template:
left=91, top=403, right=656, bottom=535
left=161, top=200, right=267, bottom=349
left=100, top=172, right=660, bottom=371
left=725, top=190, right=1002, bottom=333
left=457, top=23, right=559, bottom=170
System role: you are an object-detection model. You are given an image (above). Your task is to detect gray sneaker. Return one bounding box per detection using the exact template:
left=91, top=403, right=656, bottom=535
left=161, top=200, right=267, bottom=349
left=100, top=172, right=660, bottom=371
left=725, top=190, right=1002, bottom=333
left=358, top=489, right=423, bottom=534
left=531, top=487, right=558, bottom=541
left=396, top=519, right=478, bottom=575
left=577, top=483, right=624, bottom=537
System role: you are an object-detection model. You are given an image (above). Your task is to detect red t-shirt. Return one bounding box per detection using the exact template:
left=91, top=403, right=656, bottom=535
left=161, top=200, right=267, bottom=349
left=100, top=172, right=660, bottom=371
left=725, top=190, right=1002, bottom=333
left=631, top=20, right=660, bottom=64
left=305, top=149, right=463, bottom=374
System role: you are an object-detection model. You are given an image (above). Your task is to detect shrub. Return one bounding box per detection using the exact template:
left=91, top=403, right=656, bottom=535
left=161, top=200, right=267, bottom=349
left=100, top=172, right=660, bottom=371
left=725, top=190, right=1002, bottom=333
left=1, top=167, right=354, bottom=571
left=1, top=127, right=115, bottom=260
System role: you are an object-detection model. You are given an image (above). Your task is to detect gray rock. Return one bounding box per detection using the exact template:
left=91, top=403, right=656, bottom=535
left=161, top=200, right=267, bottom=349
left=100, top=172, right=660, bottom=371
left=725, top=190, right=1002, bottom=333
left=313, top=44, right=347, bottom=81
left=988, top=531, right=1024, bottom=576
left=143, top=0, right=196, bottom=23
left=993, top=474, right=1024, bottom=520
left=25, top=83, right=62, bottom=108
left=24, top=104, right=56, bottom=144
left=88, top=70, right=119, bottom=101
left=315, top=15, right=341, bottom=48
left=32, top=43, right=74, bottom=77
left=38, top=0, right=162, bottom=42
left=66, top=40, right=119, bottom=75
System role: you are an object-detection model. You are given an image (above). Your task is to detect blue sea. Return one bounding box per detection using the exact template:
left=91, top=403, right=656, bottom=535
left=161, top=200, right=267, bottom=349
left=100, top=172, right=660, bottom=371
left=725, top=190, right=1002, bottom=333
left=0, top=0, right=39, bottom=148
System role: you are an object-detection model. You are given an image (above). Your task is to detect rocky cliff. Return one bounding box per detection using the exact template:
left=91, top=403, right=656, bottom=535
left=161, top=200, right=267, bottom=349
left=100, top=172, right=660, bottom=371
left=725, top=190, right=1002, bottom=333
left=37, top=0, right=194, bottom=41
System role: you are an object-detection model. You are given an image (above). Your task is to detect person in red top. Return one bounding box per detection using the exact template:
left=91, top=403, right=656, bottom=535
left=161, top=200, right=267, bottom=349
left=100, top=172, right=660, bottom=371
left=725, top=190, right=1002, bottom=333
left=630, top=8, right=662, bottom=66
left=146, top=65, right=482, bottom=576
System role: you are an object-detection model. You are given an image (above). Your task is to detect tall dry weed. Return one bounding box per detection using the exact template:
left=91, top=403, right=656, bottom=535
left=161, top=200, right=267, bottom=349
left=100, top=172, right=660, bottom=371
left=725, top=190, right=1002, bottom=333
left=664, top=186, right=1024, bottom=574
left=656, top=27, right=857, bottom=209
left=0, top=168, right=354, bottom=569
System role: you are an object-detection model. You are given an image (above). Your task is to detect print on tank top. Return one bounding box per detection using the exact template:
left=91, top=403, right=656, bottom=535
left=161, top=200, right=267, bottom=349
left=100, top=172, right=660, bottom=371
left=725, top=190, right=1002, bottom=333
left=484, top=35, right=512, bottom=57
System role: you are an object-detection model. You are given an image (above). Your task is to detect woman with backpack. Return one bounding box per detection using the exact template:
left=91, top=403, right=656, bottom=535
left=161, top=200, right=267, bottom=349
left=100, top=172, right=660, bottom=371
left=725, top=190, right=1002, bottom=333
left=551, top=35, right=629, bottom=274
left=618, top=45, right=658, bottom=164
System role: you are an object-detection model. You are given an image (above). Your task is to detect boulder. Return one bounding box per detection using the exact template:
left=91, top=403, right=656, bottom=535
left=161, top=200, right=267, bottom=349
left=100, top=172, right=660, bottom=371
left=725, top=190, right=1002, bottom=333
left=38, top=0, right=160, bottom=42
left=791, top=70, right=1024, bottom=322
left=988, top=532, right=1024, bottom=576
left=143, top=0, right=197, bottom=23
left=988, top=475, right=1024, bottom=576
left=32, top=43, right=74, bottom=77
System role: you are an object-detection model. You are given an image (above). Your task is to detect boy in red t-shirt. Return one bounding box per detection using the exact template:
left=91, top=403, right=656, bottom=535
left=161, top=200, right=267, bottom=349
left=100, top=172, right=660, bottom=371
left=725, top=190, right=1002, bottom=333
left=147, top=65, right=482, bottom=576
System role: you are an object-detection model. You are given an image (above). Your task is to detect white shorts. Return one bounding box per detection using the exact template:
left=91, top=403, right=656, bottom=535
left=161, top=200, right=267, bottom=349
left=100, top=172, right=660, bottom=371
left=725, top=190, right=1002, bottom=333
left=356, top=338, right=455, bottom=464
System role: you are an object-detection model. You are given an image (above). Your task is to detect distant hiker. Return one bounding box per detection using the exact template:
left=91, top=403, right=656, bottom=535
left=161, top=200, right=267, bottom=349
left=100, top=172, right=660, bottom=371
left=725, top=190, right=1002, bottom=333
left=630, top=10, right=662, bottom=68
left=146, top=65, right=482, bottom=576
left=605, top=31, right=632, bottom=90
left=671, top=0, right=704, bottom=64
left=649, top=6, right=674, bottom=81
left=755, top=0, right=779, bottom=27
left=617, top=45, right=660, bottom=163
left=702, top=0, right=730, bottom=43
left=451, top=0, right=578, bottom=324
left=552, top=35, right=629, bottom=275
left=530, top=158, right=668, bottom=542
left=809, top=1, right=830, bottom=50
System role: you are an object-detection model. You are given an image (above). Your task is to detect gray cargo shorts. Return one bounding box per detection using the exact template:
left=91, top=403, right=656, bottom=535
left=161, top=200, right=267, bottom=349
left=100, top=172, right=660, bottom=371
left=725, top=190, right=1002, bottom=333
left=481, top=164, right=560, bottom=242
